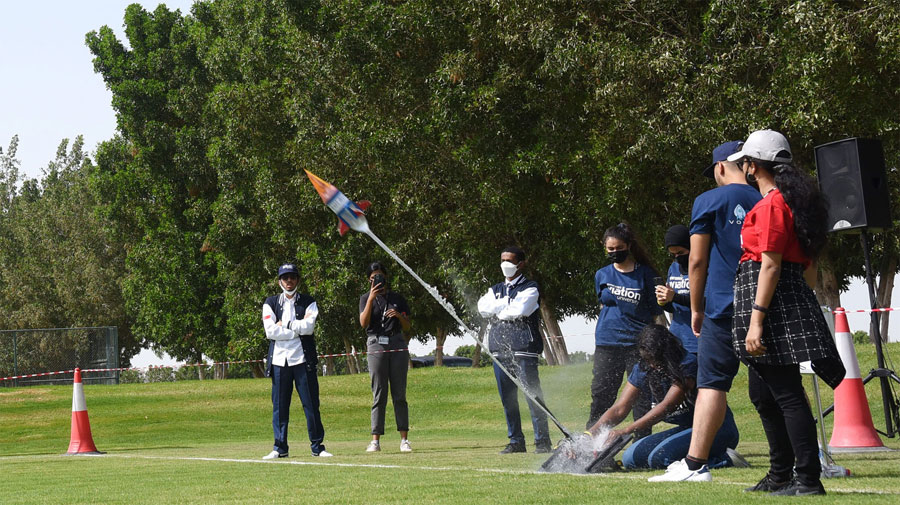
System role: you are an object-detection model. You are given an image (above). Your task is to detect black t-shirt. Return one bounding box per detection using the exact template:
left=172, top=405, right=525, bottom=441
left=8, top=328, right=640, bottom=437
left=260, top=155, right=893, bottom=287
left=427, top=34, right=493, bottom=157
left=359, top=291, right=411, bottom=337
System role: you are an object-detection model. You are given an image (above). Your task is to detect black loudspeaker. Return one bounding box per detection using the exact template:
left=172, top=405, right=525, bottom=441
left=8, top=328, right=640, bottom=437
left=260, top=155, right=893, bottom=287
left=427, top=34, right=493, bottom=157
left=815, top=137, right=891, bottom=232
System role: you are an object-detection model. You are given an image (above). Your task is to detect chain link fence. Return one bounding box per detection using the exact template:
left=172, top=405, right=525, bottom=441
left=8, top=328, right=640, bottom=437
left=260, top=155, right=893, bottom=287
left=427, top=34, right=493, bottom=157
left=0, top=327, right=118, bottom=386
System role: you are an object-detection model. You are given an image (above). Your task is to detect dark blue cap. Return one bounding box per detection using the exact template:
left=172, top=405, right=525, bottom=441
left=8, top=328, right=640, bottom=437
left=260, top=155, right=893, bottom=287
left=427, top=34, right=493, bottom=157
left=702, top=140, right=743, bottom=178
left=277, top=263, right=299, bottom=278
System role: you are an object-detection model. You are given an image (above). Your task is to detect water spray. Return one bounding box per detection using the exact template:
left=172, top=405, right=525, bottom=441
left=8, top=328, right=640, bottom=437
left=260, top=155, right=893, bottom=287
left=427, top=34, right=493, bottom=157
left=305, top=170, right=573, bottom=440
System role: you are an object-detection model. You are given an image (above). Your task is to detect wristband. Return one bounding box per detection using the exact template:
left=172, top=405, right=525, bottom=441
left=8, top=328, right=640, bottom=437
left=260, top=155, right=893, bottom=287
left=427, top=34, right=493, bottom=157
left=752, top=303, right=769, bottom=314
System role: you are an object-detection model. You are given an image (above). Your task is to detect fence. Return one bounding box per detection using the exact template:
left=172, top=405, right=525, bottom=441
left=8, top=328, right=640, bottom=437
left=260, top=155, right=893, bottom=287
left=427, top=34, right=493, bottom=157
left=0, top=327, right=118, bottom=386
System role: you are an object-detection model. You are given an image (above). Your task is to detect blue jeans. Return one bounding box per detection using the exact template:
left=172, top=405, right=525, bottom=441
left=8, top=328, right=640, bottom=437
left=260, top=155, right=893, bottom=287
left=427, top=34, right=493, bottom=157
left=622, top=408, right=740, bottom=469
left=271, top=363, right=325, bottom=455
left=493, top=356, right=550, bottom=446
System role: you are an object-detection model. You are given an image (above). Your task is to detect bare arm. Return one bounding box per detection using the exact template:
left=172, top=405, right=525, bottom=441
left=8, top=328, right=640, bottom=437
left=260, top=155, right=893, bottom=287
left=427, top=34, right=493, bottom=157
left=689, top=233, right=711, bottom=337
left=745, top=251, right=782, bottom=356
left=586, top=382, right=640, bottom=434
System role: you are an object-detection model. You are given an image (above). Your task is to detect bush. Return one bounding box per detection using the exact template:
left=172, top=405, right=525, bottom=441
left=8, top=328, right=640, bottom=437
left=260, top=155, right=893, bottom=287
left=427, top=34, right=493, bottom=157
left=853, top=330, right=869, bottom=345
left=453, top=345, right=490, bottom=367
left=567, top=351, right=592, bottom=363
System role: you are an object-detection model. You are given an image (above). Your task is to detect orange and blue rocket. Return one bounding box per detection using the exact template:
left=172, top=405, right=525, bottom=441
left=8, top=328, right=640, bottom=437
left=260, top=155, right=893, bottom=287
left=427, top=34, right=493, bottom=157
left=304, top=170, right=371, bottom=236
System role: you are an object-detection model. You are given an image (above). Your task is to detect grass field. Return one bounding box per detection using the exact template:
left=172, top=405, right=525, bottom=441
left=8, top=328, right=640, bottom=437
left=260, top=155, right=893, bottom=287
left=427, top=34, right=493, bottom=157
left=3, top=343, right=900, bottom=504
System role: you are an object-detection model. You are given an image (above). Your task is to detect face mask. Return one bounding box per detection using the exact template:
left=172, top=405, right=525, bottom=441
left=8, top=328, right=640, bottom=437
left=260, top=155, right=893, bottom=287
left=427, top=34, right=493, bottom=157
left=607, top=250, right=629, bottom=264
left=500, top=261, right=520, bottom=278
left=675, top=254, right=689, bottom=274
left=280, top=279, right=298, bottom=296
left=744, top=166, right=759, bottom=190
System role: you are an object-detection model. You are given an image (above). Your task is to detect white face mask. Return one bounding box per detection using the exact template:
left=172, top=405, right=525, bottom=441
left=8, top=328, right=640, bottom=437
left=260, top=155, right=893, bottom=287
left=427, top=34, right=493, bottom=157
left=500, top=261, right=519, bottom=278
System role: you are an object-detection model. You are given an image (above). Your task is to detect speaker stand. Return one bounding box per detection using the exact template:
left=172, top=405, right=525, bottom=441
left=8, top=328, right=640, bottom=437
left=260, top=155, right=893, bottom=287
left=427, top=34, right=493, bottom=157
left=859, top=230, right=900, bottom=438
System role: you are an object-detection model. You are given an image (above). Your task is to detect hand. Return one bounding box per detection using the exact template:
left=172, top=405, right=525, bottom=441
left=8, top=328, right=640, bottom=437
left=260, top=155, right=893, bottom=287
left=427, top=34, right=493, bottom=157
left=370, top=281, right=385, bottom=297
left=605, top=428, right=628, bottom=445
left=691, top=311, right=704, bottom=337
left=745, top=324, right=767, bottom=356
left=276, top=320, right=283, bottom=327
left=655, top=285, right=674, bottom=304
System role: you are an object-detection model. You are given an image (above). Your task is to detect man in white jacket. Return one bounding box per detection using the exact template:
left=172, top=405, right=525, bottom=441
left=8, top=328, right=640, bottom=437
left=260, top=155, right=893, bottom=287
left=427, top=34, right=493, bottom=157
left=261, top=263, right=333, bottom=459
left=477, top=247, right=551, bottom=454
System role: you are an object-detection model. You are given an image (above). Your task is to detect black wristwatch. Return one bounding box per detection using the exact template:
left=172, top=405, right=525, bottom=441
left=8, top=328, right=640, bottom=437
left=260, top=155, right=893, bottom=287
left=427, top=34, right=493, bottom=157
left=752, top=303, right=769, bottom=314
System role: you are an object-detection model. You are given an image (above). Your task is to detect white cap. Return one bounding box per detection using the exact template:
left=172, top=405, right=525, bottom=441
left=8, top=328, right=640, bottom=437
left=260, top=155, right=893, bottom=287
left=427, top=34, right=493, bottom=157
left=727, top=129, right=792, bottom=163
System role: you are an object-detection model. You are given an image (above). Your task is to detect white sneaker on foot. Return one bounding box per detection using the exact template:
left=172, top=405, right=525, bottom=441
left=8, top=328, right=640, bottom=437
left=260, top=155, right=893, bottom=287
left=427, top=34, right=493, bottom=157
left=262, top=450, right=287, bottom=460
left=314, top=450, right=333, bottom=457
left=648, top=459, right=712, bottom=482
left=366, top=440, right=381, bottom=452
left=726, top=448, right=750, bottom=468
left=400, top=439, right=412, bottom=453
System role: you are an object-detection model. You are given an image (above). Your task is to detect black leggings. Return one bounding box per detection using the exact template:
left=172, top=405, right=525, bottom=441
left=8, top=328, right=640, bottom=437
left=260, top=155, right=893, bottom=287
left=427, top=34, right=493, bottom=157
left=748, top=363, right=821, bottom=485
left=588, top=345, right=650, bottom=437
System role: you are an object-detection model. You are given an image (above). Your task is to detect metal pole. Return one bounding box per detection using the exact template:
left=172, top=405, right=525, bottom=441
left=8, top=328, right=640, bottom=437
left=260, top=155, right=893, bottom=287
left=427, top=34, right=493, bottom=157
left=860, top=231, right=895, bottom=437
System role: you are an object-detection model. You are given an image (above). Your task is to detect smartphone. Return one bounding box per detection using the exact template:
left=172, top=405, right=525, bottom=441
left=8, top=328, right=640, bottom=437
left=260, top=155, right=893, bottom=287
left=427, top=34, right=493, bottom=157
left=653, top=276, right=664, bottom=287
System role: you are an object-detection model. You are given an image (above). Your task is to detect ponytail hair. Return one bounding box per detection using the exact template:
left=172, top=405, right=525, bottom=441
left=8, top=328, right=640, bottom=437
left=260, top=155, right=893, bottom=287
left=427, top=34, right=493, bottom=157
left=756, top=160, right=829, bottom=259
left=602, top=222, right=658, bottom=275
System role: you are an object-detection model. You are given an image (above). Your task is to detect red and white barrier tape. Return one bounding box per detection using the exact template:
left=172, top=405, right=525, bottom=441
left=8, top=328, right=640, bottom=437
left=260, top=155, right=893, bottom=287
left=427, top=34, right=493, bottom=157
left=0, top=348, right=411, bottom=382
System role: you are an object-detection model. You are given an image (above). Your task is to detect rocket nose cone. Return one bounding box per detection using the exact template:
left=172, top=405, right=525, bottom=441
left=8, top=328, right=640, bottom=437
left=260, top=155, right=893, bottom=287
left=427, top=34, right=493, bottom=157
left=305, top=170, right=333, bottom=202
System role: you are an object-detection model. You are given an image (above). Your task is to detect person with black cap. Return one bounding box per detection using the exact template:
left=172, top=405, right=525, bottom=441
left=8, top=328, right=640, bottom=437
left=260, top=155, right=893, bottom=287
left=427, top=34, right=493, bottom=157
left=261, top=262, right=332, bottom=459
left=656, top=225, right=696, bottom=355
left=650, top=141, right=760, bottom=482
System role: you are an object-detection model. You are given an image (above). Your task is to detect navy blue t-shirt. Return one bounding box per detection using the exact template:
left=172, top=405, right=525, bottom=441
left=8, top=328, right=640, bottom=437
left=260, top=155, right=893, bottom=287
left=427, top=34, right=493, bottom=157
left=690, top=183, right=761, bottom=319
left=665, top=261, right=696, bottom=354
left=594, top=263, right=663, bottom=347
left=628, top=352, right=698, bottom=427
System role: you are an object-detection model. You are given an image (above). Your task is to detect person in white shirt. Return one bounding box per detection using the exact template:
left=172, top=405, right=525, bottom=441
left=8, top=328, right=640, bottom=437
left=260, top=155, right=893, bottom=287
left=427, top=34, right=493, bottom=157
left=477, top=246, right=551, bottom=454
left=261, top=263, right=333, bottom=459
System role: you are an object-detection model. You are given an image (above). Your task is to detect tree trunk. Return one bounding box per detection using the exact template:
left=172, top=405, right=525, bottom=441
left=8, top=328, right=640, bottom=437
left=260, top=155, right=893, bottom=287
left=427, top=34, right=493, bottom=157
left=539, top=322, right=558, bottom=366
left=472, top=324, right=485, bottom=368
left=876, top=257, right=896, bottom=344
left=342, top=336, right=359, bottom=374
left=214, top=362, right=227, bottom=380
left=539, top=300, right=569, bottom=364
left=435, top=327, right=446, bottom=367
left=250, top=362, right=265, bottom=378
left=816, top=266, right=842, bottom=310
left=325, top=355, right=336, bottom=376
left=196, top=353, right=206, bottom=380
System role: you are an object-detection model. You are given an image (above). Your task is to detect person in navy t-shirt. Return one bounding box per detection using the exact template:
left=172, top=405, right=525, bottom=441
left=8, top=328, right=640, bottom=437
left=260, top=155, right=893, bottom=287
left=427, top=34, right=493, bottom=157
left=587, top=223, right=662, bottom=431
left=586, top=325, right=739, bottom=470
left=655, top=225, right=695, bottom=355
left=650, top=141, right=759, bottom=483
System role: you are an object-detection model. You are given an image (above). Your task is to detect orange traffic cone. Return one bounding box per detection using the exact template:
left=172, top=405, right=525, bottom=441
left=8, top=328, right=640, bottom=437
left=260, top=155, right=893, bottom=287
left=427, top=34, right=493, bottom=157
left=66, top=368, right=103, bottom=455
left=828, top=309, right=886, bottom=452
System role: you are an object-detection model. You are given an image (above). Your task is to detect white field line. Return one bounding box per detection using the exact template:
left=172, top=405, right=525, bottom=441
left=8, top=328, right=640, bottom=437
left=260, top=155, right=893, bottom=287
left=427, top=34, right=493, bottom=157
left=3, top=453, right=898, bottom=495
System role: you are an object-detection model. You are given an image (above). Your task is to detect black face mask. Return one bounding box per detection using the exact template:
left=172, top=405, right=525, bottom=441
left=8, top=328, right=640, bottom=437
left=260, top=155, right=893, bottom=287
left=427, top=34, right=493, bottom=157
left=675, top=254, right=689, bottom=274
left=607, top=250, right=629, bottom=264
left=744, top=166, right=759, bottom=190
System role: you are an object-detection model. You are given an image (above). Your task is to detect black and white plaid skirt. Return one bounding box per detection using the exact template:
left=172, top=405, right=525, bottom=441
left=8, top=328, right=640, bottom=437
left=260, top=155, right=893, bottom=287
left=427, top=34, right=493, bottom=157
left=733, top=260, right=845, bottom=389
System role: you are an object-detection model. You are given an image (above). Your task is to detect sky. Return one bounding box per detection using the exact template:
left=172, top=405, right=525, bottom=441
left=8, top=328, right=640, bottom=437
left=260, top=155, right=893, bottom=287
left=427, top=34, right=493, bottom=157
left=1, top=1, right=896, bottom=369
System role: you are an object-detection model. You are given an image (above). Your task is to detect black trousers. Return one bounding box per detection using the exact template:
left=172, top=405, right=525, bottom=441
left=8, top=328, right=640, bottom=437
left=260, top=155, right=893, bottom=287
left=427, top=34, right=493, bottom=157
left=748, top=363, right=821, bottom=486
left=588, top=345, right=650, bottom=438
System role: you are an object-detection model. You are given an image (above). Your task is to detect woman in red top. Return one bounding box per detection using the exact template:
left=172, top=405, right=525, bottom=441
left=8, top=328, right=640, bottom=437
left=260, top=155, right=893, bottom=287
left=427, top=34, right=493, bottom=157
left=730, top=130, right=844, bottom=496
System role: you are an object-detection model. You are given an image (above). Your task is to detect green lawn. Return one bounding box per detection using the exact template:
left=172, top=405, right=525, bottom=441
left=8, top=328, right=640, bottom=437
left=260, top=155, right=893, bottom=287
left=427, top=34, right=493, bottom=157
left=2, top=343, right=900, bottom=504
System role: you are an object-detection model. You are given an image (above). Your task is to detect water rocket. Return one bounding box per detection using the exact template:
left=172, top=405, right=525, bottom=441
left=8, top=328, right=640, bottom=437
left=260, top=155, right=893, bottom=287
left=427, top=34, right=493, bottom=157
left=304, top=169, right=574, bottom=442
left=305, top=170, right=371, bottom=236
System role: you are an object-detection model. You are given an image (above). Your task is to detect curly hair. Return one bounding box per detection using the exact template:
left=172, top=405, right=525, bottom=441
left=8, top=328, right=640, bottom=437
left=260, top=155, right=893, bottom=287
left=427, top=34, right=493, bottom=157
left=602, top=222, right=658, bottom=275
left=637, top=323, right=687, bottom=388
left=755, top=160, right=830, bottom=259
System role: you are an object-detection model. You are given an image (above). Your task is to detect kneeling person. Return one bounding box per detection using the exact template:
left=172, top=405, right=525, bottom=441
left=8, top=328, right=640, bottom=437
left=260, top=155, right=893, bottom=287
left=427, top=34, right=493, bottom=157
left=586, top=324, right=741, bottom=471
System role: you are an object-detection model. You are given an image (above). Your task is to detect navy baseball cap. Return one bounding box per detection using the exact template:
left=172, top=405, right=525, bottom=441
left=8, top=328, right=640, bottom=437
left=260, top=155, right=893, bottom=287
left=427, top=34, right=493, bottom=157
left=277, top=263, right=299, bottom=278
left=702, top=140, right=743, bottom=178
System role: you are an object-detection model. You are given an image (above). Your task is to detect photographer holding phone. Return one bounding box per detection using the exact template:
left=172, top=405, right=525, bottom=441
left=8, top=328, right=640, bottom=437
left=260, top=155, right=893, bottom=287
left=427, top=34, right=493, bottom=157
left=655, top=225, right=697, bottom=355
left=359, top=261, right=412, bottom=453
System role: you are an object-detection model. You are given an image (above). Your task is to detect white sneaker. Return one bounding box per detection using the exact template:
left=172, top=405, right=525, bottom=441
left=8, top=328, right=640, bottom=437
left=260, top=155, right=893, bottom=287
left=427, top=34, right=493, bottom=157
left=366, top=440, right=381, bottom=452
left=726, top=448, right=750, bottom=468
left=314, top=450, right=333, bottom=457
left=400, top=439, right=412, bottom=453
left=262, top=450, right=287, bottom=460
left=648, top=459, right=712, bottom=482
